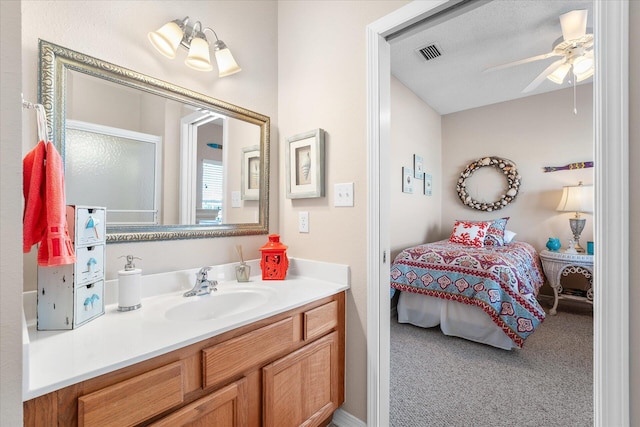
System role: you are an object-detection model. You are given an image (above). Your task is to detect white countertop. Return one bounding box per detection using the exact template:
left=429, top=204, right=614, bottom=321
left=23, top=258, right=349, bottom=401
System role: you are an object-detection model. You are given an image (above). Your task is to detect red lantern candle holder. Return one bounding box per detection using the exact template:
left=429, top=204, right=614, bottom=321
left=259, top=234, right=289, bottom=280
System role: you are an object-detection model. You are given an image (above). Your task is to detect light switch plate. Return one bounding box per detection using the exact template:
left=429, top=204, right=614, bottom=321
left=299, top=211, right=309, bottom=233
left=334, top=182, right=354, bottom=207
left=231, top=191, right=241, bottom=208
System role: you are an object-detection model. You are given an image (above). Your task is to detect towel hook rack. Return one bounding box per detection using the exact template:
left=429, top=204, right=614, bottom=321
left=21, top=93, right=49, bottom=143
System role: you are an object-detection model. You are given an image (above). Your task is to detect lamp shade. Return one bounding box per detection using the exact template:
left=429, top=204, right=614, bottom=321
left=573, top=55, right=593, bottom=75
left=214, top=40, right=241, bottom=77
left=148, top=21, right=184, bottom=59
left=559, top=9, right=588, bottom=41
left=547, top=63, right=571, bottom=84
left=185, top=37, right=213, bottom=71
left=556, top=183, right=593, bottom=214
left=574, top=51, right=594, bottom=82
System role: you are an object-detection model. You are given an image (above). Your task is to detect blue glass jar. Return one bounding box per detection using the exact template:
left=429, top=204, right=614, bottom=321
left=546, top=237, right=561, bottom=251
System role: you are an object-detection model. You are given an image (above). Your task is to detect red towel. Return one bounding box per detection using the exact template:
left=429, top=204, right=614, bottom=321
left=23, top=141, right=76, bottom=266
left=23, top=141, right=47, bottom=252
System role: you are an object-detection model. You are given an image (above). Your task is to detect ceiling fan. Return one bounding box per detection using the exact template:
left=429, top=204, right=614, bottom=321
left=486, top=9, right=594, bottom=93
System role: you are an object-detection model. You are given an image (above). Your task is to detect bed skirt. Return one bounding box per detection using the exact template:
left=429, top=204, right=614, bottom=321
left=397, top=291, right=517, bottom=350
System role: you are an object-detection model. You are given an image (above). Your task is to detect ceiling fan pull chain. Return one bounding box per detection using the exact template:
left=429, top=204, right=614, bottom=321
left=573, top=70, right=578, bottom=115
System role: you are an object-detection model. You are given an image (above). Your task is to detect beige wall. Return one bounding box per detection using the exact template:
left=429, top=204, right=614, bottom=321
left=1, top=1, right=24, bottom=424
left=390, top=75, right=443, bottom=259
left=20, top=1, right=279, bottom=287
left=442, top=84, right=594, bottom=253
left=277, top=1, right=411, bottom=420
left=629, top=2, right=639, bottom=424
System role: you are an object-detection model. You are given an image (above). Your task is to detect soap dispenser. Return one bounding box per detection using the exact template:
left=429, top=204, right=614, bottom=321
left=117, top=255, right=142, bottom=312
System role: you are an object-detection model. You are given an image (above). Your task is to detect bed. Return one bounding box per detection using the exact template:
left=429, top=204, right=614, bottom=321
left=390, top=222, right=546, bottom=350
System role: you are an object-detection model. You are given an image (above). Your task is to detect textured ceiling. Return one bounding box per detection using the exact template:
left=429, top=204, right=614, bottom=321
left=389, top=0, right=594, bottom=115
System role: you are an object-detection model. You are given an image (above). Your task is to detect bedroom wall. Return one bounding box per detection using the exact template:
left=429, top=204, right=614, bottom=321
left=441, top=84, right=594, bottom=255
left=390, top=76, right=442, bottom=260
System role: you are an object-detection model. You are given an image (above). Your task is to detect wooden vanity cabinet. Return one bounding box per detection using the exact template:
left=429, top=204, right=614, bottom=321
left=23, top=292, right=345, bottom=427
left=263, top=331, right=341, bottom=427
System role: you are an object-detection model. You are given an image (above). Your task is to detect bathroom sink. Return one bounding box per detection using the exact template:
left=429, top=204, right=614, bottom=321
left=164, top=286, right=275, bottom=322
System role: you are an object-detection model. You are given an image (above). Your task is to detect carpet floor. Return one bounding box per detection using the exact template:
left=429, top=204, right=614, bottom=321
left=390, top=303, right=593, bottom=427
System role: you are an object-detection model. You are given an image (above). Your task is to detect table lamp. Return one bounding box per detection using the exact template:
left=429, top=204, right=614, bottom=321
left=556, top=181, right=593, bottom=253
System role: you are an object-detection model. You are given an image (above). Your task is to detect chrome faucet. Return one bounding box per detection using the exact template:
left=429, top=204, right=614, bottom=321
left=183, top=266, right=218, bottom=297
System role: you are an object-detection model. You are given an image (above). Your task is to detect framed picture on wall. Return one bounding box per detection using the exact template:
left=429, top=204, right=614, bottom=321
left=424, top=173, right=432, bottom=196
left=286, top=128, right=326, bottom=199
left=402, top=167, right=414, bottom=193
left=241, top=145, right=260, bottom=200
left=414, top=154, right=424, bottom=179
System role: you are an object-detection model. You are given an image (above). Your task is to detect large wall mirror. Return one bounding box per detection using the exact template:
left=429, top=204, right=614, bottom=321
left=38, top=40, right=269, bottom=242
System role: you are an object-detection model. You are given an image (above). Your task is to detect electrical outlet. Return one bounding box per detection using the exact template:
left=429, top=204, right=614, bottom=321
left=298, top=211, right=309, bottom=233
left=334, top=182, right=354, bottom=207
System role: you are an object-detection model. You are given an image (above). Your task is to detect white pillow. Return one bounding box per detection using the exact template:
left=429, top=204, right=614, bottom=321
left=503, top=229, right=517, bottom=244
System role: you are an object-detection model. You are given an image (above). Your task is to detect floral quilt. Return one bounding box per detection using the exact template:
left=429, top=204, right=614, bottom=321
left=390, top=240, right=546, bottom=348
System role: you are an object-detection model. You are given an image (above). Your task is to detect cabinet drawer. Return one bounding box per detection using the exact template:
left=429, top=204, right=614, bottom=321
left=70, top=206, right=106, bottom=246
left=203, top=317, right=294, bottom=389
left=304, top=301, right=338, bottom=341
left=74, top=244, right=105, bottom=285
left=74, top=280, right=104, bottom=327
left=78, top=361, right=184, bottom=427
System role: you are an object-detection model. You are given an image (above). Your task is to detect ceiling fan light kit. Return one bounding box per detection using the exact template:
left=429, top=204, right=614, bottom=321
left=485, top=9, right=594, bottom=95
left=547, top=63, right=571, bottom=84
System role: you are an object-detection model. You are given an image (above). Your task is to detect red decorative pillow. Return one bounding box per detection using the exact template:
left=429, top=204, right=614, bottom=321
left=449, top=220, right=491, bottom=247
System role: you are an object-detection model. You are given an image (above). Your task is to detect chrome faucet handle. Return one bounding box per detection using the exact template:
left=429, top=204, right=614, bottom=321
left=197, top=266, right=212, bottom=280
left=183, top=267, right=218, bottom=297
left=205, top=279, right=218, bottom=293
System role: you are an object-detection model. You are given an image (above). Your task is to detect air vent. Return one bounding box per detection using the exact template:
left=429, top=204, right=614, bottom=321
left=418, top=43, right=442, bottom=61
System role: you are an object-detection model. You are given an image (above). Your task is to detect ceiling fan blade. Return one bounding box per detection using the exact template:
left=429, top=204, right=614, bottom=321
left=484, top=51, right=561, bottom=73
left=560, top=9, right=588, bottom=41
left=522, top=59, right=564, bottom=93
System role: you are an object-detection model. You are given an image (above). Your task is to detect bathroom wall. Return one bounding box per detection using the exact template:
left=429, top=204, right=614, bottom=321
left=1, top=1, right=24, bottom=424
left=277, top=0, right=411, bottom=421
left=629, top=2, right=640, bottom=423
left=20, top=1, right=279, bottom=287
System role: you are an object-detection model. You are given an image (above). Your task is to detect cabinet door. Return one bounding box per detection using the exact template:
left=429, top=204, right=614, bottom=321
left=150, top=378, right=248, bottom=427
left=263, top=332, right=339, bottom=427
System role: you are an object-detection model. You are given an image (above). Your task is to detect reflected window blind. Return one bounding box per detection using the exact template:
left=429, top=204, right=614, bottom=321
left=202, top=160, right=223, bottom=209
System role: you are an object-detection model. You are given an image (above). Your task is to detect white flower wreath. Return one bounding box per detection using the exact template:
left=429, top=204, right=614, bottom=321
left=456, top=156, right=521, bottom=211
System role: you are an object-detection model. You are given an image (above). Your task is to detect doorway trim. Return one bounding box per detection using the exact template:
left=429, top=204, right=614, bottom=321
left=179, top=111, right=226, bottom=224
left=366, top=1, right=629, bottom=426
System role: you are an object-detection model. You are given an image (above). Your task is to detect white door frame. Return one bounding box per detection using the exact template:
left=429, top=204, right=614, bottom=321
left=366, top=1, right=629, bottom=426
left=179, top=111, right=226, bottom=224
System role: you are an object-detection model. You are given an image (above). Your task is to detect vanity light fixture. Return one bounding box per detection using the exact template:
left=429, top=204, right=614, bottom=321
left=148, top=17, right=241, bottom=77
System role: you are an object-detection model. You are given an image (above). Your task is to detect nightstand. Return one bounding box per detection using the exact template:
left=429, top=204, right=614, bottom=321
left=539, top=249, right=594, bottom=315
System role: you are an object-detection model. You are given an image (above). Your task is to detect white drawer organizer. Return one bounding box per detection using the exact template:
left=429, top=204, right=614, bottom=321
left=37, top=206, right=106, bottom=330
